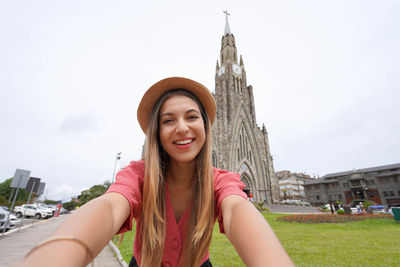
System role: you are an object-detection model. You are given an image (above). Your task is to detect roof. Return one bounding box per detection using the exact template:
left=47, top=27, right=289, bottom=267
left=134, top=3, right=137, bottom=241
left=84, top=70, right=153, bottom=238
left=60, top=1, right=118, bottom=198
left=321, top=163, right=400, bottom=179
left=304, top=178, right=338, bottom=185
left=377, top=170, right=400, bottom=177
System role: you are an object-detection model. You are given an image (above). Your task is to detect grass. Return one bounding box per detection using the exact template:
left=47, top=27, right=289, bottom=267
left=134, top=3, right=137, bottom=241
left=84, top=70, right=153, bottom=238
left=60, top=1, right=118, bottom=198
left=113, top=213, right=400, bottom=266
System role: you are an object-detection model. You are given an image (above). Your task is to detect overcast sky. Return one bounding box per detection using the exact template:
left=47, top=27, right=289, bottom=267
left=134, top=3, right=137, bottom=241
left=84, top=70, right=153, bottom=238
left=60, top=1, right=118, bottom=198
left=1, top=0, right=399, bottom=201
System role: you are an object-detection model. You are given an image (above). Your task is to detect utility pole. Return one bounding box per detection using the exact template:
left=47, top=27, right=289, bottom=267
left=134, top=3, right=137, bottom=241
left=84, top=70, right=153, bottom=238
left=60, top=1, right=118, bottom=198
left=112, top=152, right=121, bottom=183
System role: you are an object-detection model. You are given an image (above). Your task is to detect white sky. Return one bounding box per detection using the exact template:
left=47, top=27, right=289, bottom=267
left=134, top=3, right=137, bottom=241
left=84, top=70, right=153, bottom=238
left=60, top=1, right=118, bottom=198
left=1, top=0, right=399, bottom=201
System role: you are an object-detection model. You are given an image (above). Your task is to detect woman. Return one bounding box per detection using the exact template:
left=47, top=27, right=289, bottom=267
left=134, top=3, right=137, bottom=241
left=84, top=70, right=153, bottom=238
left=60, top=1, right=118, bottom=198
left=21, top=77, right=294, bottom=267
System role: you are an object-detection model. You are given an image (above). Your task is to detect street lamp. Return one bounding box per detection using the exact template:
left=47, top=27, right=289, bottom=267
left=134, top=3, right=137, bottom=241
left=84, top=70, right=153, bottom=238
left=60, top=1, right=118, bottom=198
left=112, top=152, right=121, bottom=183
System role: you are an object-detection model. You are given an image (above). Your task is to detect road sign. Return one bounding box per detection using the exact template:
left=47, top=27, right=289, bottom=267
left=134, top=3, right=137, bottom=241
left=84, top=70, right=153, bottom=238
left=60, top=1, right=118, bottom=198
left=37, top=182, right=46, bottom=195
left=10, top=169, right=30, bottom=189
left=26, top=177, right=41, bottom=194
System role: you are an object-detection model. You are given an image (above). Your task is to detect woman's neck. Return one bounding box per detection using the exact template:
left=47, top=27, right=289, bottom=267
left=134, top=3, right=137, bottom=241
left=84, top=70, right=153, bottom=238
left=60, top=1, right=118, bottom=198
left=167, top=160, right=196, bottom=186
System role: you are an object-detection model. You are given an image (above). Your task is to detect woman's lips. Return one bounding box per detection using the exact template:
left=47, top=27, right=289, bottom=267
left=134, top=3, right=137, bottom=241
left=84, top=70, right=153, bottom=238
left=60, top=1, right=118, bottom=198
left=173, top=138, right=194, bottom=149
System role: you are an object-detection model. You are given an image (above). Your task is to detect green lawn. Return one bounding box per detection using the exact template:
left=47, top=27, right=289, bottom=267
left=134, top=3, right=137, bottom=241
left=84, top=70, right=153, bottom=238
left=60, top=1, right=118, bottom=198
left=113, top=213, right=400, bottom=266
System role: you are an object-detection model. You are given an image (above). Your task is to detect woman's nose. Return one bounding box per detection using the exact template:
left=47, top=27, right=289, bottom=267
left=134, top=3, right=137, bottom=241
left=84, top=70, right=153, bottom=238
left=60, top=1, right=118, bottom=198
left=176, top=119, right=189, bottom=133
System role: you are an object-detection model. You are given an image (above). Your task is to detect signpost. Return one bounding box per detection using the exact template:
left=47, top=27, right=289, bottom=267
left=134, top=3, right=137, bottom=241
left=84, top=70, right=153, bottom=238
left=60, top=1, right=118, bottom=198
left=2, top=169, right=30, bottom=236
left=19, top=177, right=41, bottom=230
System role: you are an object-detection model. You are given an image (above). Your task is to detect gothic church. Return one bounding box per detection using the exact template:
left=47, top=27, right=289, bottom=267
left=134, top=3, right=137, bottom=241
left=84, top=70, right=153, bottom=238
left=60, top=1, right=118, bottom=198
left=211, top=16, right=280, bottom=204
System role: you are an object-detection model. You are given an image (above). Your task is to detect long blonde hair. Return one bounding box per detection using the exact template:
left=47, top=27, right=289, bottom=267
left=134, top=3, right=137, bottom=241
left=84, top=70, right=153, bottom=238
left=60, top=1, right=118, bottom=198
left=141, top=89, right=214, bottom=267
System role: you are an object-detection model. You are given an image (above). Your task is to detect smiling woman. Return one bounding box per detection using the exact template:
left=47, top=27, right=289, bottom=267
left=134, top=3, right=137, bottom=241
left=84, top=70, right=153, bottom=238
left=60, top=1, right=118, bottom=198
left=159, top=92, right=206, bottom=164
left=20, top=77, right=294, bottom=267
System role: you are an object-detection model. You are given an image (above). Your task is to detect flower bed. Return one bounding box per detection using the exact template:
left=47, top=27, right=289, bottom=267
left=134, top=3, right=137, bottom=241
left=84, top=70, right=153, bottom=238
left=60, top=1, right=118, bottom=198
left=276, top=214, right=393, bottom=224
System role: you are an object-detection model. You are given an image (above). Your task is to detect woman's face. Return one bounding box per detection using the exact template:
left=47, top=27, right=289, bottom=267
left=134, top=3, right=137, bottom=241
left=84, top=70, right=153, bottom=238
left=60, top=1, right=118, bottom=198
left=159, top=94, right=206, bottom=164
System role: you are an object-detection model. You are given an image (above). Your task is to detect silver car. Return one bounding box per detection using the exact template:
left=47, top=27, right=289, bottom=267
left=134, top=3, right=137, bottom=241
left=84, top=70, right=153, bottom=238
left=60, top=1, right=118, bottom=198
left=0, top=208, right=17, bottom=231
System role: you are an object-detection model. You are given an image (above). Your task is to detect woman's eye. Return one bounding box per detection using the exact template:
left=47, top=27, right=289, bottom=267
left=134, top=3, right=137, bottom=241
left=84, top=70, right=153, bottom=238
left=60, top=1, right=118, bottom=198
left=162, top=119, right=173, bottom=124
left=188, top=115, right=199, bottom=120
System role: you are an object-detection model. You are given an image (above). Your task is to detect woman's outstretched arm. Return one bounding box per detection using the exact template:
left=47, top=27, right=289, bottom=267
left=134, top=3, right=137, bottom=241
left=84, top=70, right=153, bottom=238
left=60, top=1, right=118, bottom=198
left=19, top=192, right=130, bottom=267
left=221, top=195, right=295, bottom=267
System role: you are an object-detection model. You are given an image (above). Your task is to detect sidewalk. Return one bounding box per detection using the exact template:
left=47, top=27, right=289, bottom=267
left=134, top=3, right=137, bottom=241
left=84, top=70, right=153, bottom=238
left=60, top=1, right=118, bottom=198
left=0, top=214, right=122, bottom=267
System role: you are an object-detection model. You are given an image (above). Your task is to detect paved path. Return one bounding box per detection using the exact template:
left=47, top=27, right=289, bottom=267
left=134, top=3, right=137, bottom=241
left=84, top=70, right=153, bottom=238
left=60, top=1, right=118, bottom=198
left=0, top=214, right=122, bottom=267
left=265, top=204, right=324, bottom=214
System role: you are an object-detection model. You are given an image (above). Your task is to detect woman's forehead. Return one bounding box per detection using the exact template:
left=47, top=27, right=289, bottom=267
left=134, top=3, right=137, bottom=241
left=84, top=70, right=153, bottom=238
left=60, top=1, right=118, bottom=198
left=159, top=95, right=200, bottom=113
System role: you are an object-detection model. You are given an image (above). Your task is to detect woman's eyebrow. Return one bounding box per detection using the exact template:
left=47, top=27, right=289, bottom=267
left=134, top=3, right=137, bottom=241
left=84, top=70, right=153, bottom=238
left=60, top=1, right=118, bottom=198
left=159, top=112, right=173, bottom=118
left=186, top=109, right=200, bottom=114
left=159, top=109, right=200, bottom=118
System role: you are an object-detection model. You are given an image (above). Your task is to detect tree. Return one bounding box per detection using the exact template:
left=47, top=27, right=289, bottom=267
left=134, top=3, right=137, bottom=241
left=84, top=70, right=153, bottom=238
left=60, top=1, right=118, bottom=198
left=78, top=181, right=111, bottom=206
left=63, top=201, right=78, bottom=211
left=0, top=178, right=30, bottom=206
left=44, top=199, right=60, bottom=205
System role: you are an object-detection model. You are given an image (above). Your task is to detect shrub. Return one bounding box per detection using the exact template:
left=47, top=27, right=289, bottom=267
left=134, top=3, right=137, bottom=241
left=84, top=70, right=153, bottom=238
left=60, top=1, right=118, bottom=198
left=276, top=214, right=393, bottom=224
left=337, top=209, right=345, bottom=215
left=253, top=201, right=270, bottom=212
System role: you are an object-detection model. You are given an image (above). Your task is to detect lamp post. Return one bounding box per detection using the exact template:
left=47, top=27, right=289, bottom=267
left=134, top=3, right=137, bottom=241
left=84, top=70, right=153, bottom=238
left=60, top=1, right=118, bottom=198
left=112, top=152, right=121, bottom=183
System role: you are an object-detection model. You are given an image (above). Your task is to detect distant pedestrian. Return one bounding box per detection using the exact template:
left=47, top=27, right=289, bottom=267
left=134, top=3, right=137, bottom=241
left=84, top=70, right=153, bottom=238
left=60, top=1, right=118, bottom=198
left=330, top=203, right=335, bottom=214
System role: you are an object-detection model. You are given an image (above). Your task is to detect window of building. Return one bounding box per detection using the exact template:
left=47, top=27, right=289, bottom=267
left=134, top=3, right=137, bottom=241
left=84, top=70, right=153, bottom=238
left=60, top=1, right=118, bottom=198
left=343, top=182, right=349, bottom=188
left=367, top=190, right=378, bottom=198
left=345, top=191, right=353, bottom=199
left=370, top=180, right=375, bottom=185
left=325, top=184, right=330, bottom=189
left=351, top=180, right=361, bottom=187
left=393, top=176, right=399, bottom=184
left=316, top=195, right=320, bottom=200
left=365, top=180, right=370, bottom=186
left=389, top=191, right=395, bottom=197
left=383, top=191, right=389, bottom=197
left=315, top=185, right=320, bottom=190
left=338, top=194, right=342, bottom=199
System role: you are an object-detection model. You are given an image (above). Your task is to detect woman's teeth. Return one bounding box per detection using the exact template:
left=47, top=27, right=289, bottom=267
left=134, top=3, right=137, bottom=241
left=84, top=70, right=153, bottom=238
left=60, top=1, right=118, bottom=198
left=174, top=139, right=193, bottom=145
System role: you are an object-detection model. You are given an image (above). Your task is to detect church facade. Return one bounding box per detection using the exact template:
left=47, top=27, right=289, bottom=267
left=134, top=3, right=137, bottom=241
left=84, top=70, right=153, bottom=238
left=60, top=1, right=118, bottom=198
left=211, top=16, right=280, bottom=204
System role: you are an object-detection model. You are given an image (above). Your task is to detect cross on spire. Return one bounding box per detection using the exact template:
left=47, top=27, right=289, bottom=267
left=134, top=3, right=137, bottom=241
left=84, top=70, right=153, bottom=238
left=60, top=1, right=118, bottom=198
left=223, top=10, right=231, bottom=35
left=223, top=10, right=230, bottom=17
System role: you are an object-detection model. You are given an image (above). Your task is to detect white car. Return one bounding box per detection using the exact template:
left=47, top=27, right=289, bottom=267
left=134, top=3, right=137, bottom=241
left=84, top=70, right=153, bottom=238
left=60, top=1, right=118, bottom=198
left=14, top=204, right=53, bottom=219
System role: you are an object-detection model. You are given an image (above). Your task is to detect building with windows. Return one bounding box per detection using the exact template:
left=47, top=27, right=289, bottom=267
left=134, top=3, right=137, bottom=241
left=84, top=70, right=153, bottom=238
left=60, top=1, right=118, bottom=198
left=276, top=171, right=315, bottom=201
left=211, top=15, right=279, bottom=203
left=304, top=163, right=400, bottom=207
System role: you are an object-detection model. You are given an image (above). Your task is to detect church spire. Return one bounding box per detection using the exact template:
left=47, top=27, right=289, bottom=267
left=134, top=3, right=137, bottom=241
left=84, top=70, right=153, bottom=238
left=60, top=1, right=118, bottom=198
left=223, top=10, right=231, bottom=35
left=220, top=10, right=237, bottom=64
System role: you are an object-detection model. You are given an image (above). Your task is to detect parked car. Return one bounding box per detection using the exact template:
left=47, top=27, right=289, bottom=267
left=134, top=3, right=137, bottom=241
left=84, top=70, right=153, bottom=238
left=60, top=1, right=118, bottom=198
left=14, top=204, right=53, bottom=219
left=280, top=199, right=311, bottom=206
left=350, top=207, right=360, bottom=214
left=59, top=207, right=69, bottom=214
left=1, top=206, right=9, bottom=211
left=38, top=203, right=57, bottom=216
left=368, top=205, right=385, bottom=214
left=0, top=207, right=16, bottom=231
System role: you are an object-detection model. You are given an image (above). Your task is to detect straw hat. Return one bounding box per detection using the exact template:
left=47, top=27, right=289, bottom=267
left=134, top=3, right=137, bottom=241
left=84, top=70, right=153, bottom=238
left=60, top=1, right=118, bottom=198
left=137, top=77, right=216, bottom=134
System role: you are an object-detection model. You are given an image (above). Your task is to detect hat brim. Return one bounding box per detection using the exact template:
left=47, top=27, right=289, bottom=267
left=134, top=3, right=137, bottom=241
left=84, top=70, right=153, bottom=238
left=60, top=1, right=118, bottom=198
left=137, top=77, right=216, bottom=134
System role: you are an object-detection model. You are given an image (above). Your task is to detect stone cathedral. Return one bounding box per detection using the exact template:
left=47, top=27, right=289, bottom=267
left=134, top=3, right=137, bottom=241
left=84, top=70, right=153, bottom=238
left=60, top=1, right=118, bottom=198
left=211, top=16, right=280, bottom=204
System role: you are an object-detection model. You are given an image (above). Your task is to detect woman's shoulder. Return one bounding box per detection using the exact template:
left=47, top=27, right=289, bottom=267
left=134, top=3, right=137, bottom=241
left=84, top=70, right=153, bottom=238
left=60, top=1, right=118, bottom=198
left=126, top=159, right=145, bottom=173
left=117, top=159, right=145, bottom=182
left=212, top=167, right=240, bottom=184
left=212, top=167, right=239, bottom=176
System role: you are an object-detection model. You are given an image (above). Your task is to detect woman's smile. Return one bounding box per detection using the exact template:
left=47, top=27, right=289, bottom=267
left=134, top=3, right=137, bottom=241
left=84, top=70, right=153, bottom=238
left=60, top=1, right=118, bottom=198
left=173, top=138, right=195, bottom=149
